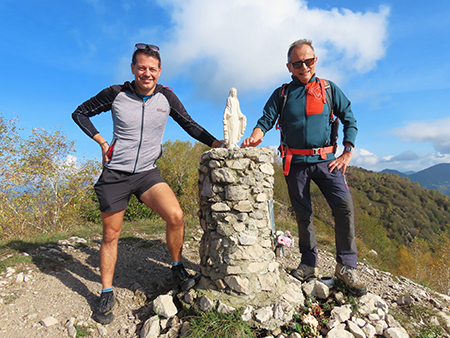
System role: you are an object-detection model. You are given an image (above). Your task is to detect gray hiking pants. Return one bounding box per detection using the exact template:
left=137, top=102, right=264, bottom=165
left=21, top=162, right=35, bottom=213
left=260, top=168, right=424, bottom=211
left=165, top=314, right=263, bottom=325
left=285, top=161, right=358, bottom=268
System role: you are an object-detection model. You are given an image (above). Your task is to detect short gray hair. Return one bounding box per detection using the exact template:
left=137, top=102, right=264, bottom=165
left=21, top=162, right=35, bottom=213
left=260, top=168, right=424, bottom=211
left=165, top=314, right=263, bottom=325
left=287, top=39, right=314, bottom=62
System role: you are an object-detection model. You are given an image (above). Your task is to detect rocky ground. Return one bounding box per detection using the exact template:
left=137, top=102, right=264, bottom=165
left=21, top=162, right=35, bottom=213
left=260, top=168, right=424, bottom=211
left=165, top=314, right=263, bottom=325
left=1, top=225, right=450, bottom=338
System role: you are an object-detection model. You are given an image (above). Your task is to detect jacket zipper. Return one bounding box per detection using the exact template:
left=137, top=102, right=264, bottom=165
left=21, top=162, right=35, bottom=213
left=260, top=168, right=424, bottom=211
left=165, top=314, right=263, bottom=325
left=133, top=100, right=146, bottom=173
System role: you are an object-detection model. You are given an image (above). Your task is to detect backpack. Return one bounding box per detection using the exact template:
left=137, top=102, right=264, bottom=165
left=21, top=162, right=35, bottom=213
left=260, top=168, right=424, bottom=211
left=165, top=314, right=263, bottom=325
left=276, top=78, right=339, bottom=155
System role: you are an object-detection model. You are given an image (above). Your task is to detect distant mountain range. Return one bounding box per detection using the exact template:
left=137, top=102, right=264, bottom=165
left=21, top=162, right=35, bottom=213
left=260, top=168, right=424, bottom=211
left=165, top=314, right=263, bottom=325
left=381, top=163, right=450, bottom=196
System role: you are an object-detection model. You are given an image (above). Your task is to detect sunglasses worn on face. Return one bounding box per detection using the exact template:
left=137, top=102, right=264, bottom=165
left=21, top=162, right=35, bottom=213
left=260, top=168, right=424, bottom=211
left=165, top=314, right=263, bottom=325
left=135, top=43, right=160, bottom=52
left=290, top=58, right=315, bottom=69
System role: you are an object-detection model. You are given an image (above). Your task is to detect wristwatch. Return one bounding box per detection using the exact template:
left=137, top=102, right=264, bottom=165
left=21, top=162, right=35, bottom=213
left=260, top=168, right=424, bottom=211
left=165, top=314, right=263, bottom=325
left=345, top=145, right=353, bottom=152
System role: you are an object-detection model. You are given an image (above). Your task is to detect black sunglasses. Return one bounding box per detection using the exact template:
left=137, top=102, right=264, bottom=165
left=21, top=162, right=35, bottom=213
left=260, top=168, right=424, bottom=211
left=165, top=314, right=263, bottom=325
left=135, top=43, right=160, bottom=52
left=290, top=58, right=316, bottom=69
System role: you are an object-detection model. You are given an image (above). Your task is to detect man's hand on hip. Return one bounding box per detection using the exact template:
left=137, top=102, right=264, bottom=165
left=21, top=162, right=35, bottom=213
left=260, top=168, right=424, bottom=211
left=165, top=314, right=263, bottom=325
left=328, top=151, right=352, bottom=174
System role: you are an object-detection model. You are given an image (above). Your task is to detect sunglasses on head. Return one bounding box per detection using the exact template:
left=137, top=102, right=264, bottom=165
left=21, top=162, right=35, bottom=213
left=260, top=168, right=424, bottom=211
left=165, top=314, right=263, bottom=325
left=135, top=43, right=160, bottom=52
left=289, top=58, right=315, bottom=69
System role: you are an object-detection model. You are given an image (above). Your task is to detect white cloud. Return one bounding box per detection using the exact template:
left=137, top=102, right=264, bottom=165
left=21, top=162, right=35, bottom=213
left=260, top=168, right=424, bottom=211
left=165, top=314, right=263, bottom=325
left=353, top=117, right=450, bottom=173
left=351, top=147, right=450, bottom=173
left=381, top=155, right=394, bottom=162
left=381, top=150, right=419, bottom=162
left=65, top=155, right=78, bottom=167
left=382, top=152, right=450, bottom=173
left=351, top=147, right=379, bottom=168
left=151, top=0, right=390, bottom=98
left=421, top=152, right=450, bottom=167
left=389, top=117, right=450, bottom=154
left=59, top=155, right=79, bottom=174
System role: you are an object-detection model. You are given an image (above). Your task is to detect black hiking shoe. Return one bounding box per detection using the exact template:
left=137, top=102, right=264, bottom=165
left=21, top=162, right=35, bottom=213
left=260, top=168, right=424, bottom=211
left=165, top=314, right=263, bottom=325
left=94, top=291, right=116, bottom=325
left=172, top=263, right=194, bottom=284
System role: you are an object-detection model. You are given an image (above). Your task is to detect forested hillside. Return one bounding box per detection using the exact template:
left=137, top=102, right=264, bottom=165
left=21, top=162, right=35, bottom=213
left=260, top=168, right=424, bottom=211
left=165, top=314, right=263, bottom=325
left=347, top=166, right=450, bottom=245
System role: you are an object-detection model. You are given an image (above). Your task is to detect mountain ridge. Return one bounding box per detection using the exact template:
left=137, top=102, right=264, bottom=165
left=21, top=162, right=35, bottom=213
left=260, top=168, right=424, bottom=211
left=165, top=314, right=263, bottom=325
left=381, top=163, right=450, bottom=196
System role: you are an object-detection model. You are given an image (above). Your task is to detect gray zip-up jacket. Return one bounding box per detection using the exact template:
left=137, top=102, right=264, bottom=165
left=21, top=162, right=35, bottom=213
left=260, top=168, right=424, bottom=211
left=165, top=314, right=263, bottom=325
left=72, top=81, right=216, bottom=173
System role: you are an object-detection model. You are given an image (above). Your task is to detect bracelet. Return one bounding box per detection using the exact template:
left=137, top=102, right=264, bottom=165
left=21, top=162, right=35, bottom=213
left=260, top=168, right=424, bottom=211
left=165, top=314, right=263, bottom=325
left=100, top=141, right=108, bottom=146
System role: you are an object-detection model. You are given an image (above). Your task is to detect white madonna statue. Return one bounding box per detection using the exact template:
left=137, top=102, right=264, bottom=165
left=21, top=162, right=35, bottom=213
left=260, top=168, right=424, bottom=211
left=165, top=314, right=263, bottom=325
left=223, top=87, right=246, bottom=149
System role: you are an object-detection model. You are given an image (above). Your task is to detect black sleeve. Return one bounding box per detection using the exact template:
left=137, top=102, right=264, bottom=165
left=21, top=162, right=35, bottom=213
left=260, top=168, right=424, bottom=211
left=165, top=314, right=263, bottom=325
left=71, top=85, right=121, bottom=138
left=163, top=88, right=217, bottom=147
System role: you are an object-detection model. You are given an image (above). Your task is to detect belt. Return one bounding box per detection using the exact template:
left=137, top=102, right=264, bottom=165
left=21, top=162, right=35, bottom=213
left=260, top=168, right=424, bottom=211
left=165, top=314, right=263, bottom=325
left=282, top=146, right=335, bottom=176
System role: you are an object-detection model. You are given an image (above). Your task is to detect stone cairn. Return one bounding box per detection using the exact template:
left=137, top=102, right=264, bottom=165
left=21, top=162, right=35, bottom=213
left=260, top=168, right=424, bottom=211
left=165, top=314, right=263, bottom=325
left=186, top=147, right=305, bottom=330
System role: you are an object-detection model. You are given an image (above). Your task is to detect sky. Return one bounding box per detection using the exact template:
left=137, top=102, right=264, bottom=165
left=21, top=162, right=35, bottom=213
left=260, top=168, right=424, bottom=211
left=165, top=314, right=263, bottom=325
left=1, top=0, right=450, bottom=174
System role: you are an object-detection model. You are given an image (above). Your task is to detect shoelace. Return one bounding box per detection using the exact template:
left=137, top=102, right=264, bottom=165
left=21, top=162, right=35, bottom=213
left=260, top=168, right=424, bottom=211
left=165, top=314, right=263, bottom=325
left=174, top=266, right=192, bottom=281
left=297, top=264, right=308, bottom=275
left=339, top=266, right=359, bottom=284
left=99, top=293, right=114, bottom=312
left=178, top=269, right=190, bottom=280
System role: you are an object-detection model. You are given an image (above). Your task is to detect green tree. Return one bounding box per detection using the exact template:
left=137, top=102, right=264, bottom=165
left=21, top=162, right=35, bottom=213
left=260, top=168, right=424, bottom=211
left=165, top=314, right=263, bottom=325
left=0, top=113, right=100, bottom=237
left=156, top=140, right=209, bottom=218
left=431, top=235, right=450, bottom=293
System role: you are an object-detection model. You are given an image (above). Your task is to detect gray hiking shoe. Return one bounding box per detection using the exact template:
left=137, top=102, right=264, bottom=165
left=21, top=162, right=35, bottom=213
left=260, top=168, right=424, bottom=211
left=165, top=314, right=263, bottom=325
left=335, top=263, right=367, bottom=296
left=291, top=263, right=318, bottom=282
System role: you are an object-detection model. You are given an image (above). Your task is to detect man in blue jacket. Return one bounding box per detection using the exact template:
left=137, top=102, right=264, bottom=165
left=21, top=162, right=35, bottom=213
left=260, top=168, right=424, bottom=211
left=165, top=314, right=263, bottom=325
left=242, top=39, right=366, bottom=296
left=73, top=44, right=223, bottom=324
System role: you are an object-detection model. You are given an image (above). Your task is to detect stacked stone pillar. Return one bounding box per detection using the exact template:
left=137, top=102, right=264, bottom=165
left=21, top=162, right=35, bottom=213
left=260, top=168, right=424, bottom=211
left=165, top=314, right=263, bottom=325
left=187, top=148, right=306, bottom=330
left=198, top=147, right=281, bottom=296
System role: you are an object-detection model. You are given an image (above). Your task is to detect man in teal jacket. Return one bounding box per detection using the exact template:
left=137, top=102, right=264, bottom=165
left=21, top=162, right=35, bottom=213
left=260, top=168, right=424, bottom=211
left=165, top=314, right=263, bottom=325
left=242, top=39, right=366, bottom=296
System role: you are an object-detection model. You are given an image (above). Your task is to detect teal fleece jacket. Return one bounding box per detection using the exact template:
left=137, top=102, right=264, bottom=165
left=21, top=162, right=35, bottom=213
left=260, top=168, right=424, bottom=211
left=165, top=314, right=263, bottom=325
left=255, top=75, right=358, bottom=164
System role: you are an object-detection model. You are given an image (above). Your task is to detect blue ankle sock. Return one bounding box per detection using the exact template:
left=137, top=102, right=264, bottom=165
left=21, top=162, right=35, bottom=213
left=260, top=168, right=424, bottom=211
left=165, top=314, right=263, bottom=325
left=102, top=287, right=113, bottom=293
left=172, top=261, right=182, bottom=267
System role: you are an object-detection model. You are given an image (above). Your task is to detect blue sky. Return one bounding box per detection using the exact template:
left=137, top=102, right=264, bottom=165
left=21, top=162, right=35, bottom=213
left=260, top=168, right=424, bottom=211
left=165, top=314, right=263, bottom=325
left=1, top=0, right=450, bottom=173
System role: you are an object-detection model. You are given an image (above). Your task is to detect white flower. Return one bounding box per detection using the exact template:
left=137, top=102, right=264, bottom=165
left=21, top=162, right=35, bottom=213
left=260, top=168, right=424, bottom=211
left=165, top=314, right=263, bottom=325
left=302, top=313, right=319, bottom=328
